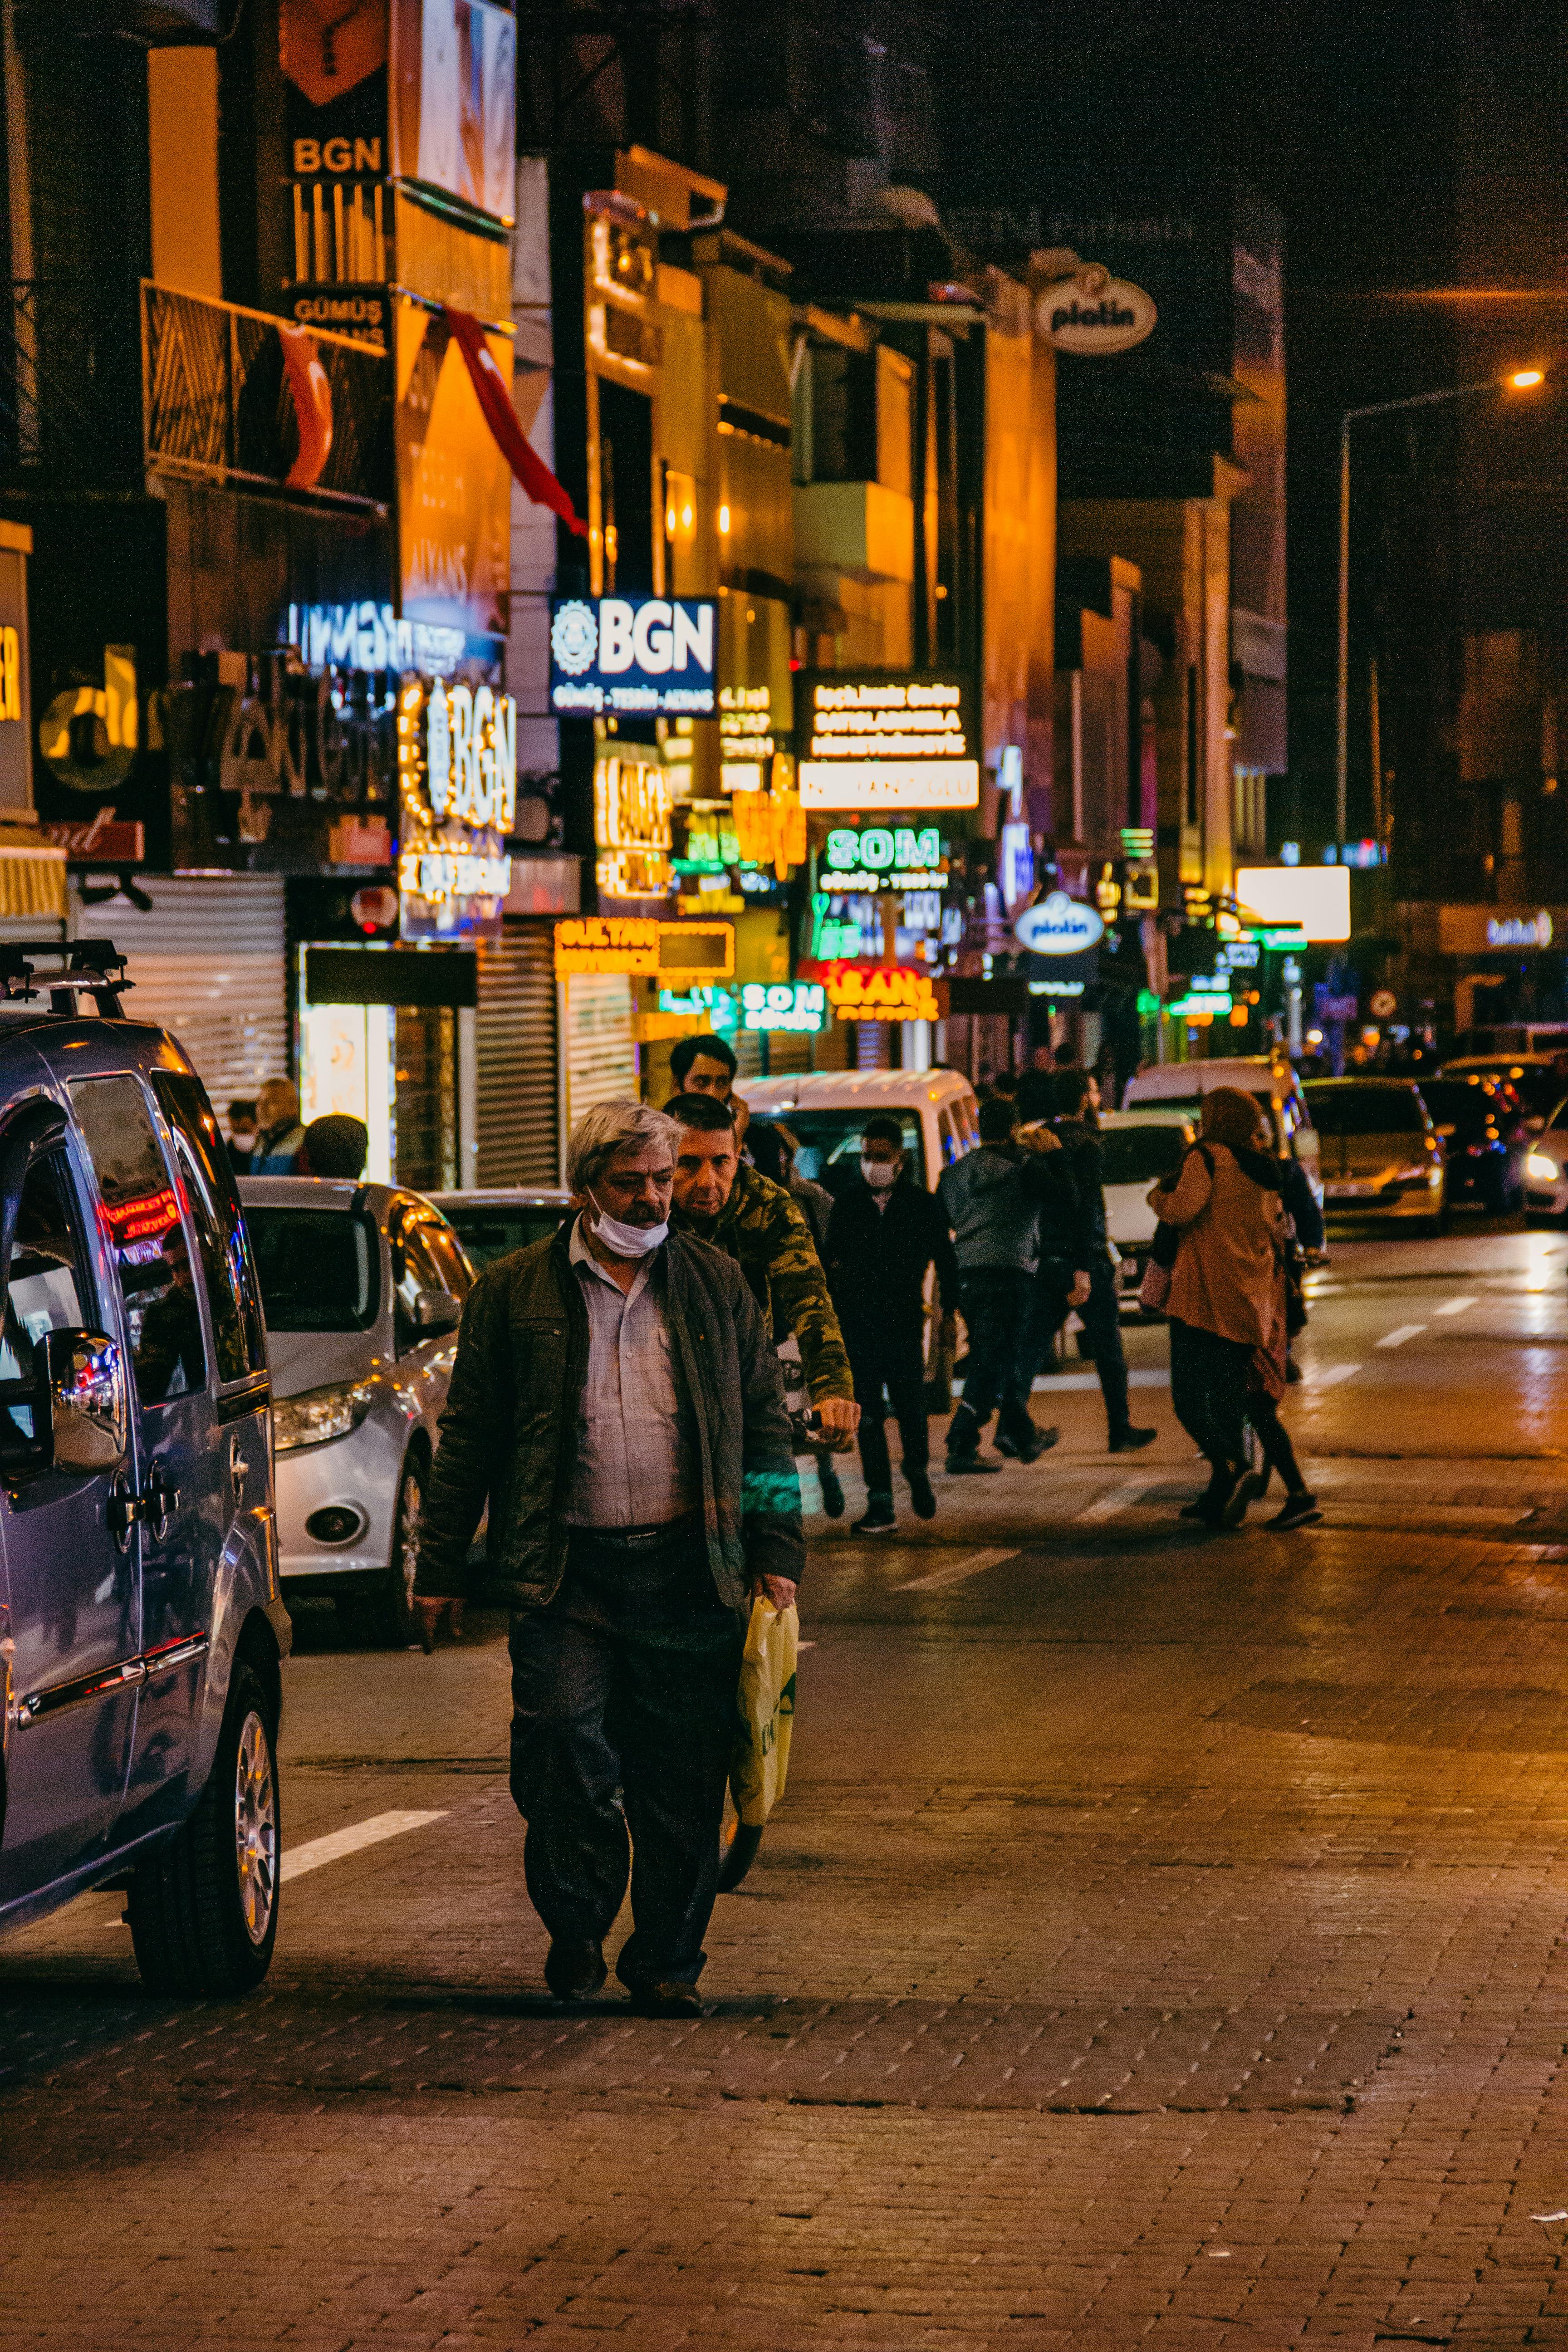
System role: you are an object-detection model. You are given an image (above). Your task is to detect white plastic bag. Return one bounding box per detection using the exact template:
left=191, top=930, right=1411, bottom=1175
left=730, top=1597, right=798, bottom=1828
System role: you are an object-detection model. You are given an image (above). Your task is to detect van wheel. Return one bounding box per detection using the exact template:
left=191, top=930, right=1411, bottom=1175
left=126, top=1661, right=279, bottom=1997
left=376, top=1454, right=426, bottom=1646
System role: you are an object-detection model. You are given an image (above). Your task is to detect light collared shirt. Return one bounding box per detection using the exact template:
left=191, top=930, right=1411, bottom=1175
left=563, top=1218, right=695, bottom=1529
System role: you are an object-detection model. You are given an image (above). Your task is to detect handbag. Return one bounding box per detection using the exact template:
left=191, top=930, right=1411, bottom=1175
left=1141, top=1143, right=1213, bottom=1313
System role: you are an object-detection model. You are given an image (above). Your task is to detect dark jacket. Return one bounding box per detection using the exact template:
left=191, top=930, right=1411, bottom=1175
left=1052, top=1116, right=1111, bottom=1256
left=413, top=1218, right=804, bottom=1611
left=1279, top=1152, right=1325, bottom=1253
left=671, top=1161, right=853, bottom=1407
left=937, top=1139, right=1083, bottom=1276
left=824, top=1174, right=961, bottom=1332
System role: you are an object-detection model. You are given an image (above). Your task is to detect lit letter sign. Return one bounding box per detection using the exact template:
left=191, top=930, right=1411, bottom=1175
left=822, top=823, right=946, bottom=891
left=555, top=916, right=734, bottom=979
left=397, top=676, right=517, bottom=941
left=1013, top=891, right=1104, bottom=955
left=797, top=675, right=978, bottom=810
left=819, top=964, right=944, bottom=1023
left=549, top=595, right=718, bottom=716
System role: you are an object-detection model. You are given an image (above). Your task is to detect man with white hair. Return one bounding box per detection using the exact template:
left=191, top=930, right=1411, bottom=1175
left=412, top=1098, right=803, bottom=2017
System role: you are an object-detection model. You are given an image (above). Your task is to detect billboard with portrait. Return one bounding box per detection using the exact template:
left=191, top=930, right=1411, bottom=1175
left=392, top=0, right=516, bottom=227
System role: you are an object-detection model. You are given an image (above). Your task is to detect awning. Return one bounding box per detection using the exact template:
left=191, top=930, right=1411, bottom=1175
left=0, top=828, right=67, bottom=921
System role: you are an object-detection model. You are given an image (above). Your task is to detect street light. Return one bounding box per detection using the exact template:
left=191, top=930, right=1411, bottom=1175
left=1335, top=366, right=1547, bottom=853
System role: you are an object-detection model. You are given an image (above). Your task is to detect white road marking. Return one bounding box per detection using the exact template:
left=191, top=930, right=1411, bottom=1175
left=280, top=1809, right=449, bottom=1885
left=1034, top=1369, right=1171, bottom=1392
left=897, top=1547, right=1019, bottom=1592
left=797, top=1640, right=817, bottom=1651
left=1377, top=1324, right=1427, bottom=1349
left=1436, top=1295, right=1478, bottom=1316
left=1078, top=1476, right=1161, bottom=1523
left=1308, top=1363, right=1360, bottom=1387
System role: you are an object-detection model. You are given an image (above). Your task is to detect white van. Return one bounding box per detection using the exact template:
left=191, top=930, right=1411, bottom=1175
left=735, top=1067, right=980, bottom=1195
left=1121, top=1054, right=1323, bottom=1205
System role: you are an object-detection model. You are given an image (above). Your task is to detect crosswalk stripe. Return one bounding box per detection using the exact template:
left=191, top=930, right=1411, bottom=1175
left=280, top=1810, right=450, bottom=1885
left=1308, top=1363, right=1360, bottom=1386
left=1436, top=1295, right=1477, bottom=1316
left=1078, top=1475, right=1161, bottom=1523
left=897, top=1547, right=1019, bottom=1592
left=1377, top=1324, right=1427, bottom=1348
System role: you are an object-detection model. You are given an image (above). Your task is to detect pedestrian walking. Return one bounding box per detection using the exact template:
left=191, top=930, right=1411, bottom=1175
left=938, top=1094, right=1088, bottom=1471
left=411, top=1099, right=803, bottom=2017
left=225, top=1098, right=258, bottom=1172
left=1240, top=1108, right=1321, bottom=1529
left=251, top=1078, right=305, bottom=1172
left=746, top=1120, right=833, bottom=1257
left=823, top=1112, right=961, bottom=1532
left=668, top=1031, right=737, bottom=1102
left=1051, top=1068, right=1157, bottom=1453
left=666, top=1092, right=859, bottom=1513
left=1148, top=1085, right=1288, bottom=1529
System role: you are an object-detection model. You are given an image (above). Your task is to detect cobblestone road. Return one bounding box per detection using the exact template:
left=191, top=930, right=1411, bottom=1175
left=8, top=1224, right=1568, bottom=2348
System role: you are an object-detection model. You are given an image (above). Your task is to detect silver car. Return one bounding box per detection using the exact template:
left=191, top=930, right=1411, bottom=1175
left=239, top=1177, right=471, bottom=1642
left=426, top=1186, right=570, bottom=1271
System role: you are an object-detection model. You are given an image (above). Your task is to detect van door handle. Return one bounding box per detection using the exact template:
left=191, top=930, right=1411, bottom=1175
left=230, top=1436, right=250, bottom=1490
left=145, top=1463, right=180, bottom=1541
left=108, top=1474, right=146, bottom=1550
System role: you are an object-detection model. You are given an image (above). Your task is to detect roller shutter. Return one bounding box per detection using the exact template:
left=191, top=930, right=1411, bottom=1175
left=475, top=923, right=559, bottom=1185
left=563, top=972, right=636, bottom=1135
left=74, top=875, right=289, bottom=1111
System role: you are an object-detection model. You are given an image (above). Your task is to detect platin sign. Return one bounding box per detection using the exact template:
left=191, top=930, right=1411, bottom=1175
left=1014, top=891, right=1105, bottom=955
left=797, top=674, right=978, bottom=810
left=822, top=824, right=946, bottom=892
left=1036, top=265, right=1157, bottom=356
left=818, top=964, right=944, bottom=1023
left=549, top=596, right=718, bottom=717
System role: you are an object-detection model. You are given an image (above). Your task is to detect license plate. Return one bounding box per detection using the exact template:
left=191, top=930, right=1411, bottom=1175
left=1325, top=1181, right=1370, bottom=1198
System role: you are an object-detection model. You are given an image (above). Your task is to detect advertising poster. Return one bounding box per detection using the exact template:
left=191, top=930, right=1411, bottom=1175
left=395, top=299, right=512, bottom=642
left=392, top=0, right=516, bottom=226
left=279, top=0, right=392, bottom=343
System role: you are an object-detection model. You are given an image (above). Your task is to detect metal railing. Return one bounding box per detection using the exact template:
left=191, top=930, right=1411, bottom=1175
left=0, top=278, right=135, bottom=482
left=141, top=281, right=393, bottom=510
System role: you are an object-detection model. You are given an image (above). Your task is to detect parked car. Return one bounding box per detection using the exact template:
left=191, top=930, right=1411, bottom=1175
left=0, top=941, right=289, bottom=1997
left=1120, top=1054, right=1323, bottom=1208
left=1302, top=1077, right=1447, bottom=1229
left=1439, top=1052, right=1568, bottom=1132
left=1094, top=1106, right=1197, bottom=1311
left=1523, top=1097, right=1568, bottom=1217
left=239, top=1177, right=472, bottom=1643
left=427, top=1186, right=570, bottom=1269
left=1414, top=1074, right=1530, bottom=1213
left=735, top=1067, right=980, bottom=1197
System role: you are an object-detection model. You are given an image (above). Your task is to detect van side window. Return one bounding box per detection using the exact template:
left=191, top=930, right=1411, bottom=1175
left=70, top=1076, right=206, bottom=1407
left=152, top=1069, right=267, bottom=1381
left=0, top=1147, right=94, bottom=1446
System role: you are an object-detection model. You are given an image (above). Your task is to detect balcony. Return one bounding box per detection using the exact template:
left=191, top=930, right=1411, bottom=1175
left=141, top=282, right=392, bottom=512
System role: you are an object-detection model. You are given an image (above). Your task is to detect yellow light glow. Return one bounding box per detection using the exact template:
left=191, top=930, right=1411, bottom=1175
left=1235, top=865, right=1352, bottom=942
left=1510, top=368, right=1545, bottom=389
left=718, top=504, right=731, bottom=534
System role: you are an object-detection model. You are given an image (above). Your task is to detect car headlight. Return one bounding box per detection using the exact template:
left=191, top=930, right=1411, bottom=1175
left=1392, top=1163, right=1432, bottom=1184
left=273, top=1378, right=376, bottom=1453
left=1528, top=1152, right=1560, bottom=1181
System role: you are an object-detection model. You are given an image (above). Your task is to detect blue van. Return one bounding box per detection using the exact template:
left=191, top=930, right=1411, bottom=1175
left=0, top=942, right=288, bottom=1994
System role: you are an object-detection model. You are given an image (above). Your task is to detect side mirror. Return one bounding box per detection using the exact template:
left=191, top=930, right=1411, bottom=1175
left=43, top=1328, right=128, bottom=1473
left=413, top=1287, right=462, bottom=1336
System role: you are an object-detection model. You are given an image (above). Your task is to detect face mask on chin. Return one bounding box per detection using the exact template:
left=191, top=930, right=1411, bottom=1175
left=861, top=1158, right=898, bottom=1190
left=586, top=1191, right=669, bottom=1257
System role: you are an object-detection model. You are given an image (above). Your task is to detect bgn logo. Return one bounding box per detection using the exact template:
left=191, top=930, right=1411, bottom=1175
left=550, top=596, right=718, bottom=716
left=292, top=137, right=382, bottom=175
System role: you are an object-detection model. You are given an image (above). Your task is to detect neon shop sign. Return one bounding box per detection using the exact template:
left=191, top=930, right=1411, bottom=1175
left=823, top=824, right=946, bottom=891
left=397, top=678, right=515, bottom=937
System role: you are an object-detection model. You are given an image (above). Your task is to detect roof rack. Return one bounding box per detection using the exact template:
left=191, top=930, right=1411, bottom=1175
left=0, top=940, right=134, bottom=1018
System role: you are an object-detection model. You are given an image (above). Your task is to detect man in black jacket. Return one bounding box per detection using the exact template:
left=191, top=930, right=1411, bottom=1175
left=1050, top=1068, right=1157, bottom=1452
left=823, top=1112, right=960, bottom=1532
left=411, top=1098, right=802, bottom=2018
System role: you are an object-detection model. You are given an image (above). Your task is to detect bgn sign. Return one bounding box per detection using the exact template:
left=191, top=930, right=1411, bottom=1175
left=1036, top=265, right=1156, bottom=356
left=1015, top=891, right=1105, bottom=954
left=549, top=595, right=717, bottom=717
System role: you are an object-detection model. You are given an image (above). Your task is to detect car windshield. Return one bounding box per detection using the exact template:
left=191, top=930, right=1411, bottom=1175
left=442, top=1200, right=568, bottom=1268
left=774, top=1109, right=926, bottom=1195
left=1099, top=1125, right=1191, bottom=1186
left=1304, top=1087, right=1426, bottom=1136
left=245, top=1206, right=379, bottom=1331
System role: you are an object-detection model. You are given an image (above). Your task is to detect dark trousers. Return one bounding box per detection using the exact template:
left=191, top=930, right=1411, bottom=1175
left=1168, top=1317, right=1254, bottom=1475
left=1247, top=1388, right=1308, bottom=1494
left=507, top=1517, right=745, bottom=1988
left=951, top=1268, right=1036, bottom=1456
left=1064, top=1256, right=1132, bottom=1440
left=843, top=1317, right=929, bottom=1498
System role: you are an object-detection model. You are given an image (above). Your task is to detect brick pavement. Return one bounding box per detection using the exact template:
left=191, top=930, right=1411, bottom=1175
left=9, top=1243, right=1568, bottom=2348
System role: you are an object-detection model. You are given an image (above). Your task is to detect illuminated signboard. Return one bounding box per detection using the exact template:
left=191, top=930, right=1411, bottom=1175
left=657, top=981, right=825, bottom=1035
left=818, top=964, right=943, bottom=1023
left=720, top=685, right=775, bottom=793
left=822, top=824, right=947, bottom=892
left=797, top=673, right=979, bottom=810
left=554, top=916, right=734, bottom=979
left=1014, top=891, right=1104, bottom=955
left=286, top=603, right=467, bottom=678
left=397, top=677, right=514, bottom=941
left=679, top=792, right=806, bottom=882
left=594, top=754, right=674, bottom=900
left=549, top=595, right=717, bottom=716
left=1235, top=865, right=1351, bottom=944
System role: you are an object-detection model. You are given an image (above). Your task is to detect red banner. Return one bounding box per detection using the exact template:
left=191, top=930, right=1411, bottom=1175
left=444, top=304, right=588, bottom=539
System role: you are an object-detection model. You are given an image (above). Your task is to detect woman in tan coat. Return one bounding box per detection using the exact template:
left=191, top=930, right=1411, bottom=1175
left=1149, top=1085, right=1285, bottom=1527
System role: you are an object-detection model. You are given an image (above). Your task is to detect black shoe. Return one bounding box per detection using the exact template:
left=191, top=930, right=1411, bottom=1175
left=1109, top=1426, right=1157, bottom=1453
left=1269, top=1491, right=1322, bottom=1530
left=628, top=1980, right=704, bottom=2019
left=907, top=1470, right=937, bottom=1519
left=817, top=1461, right=846, bottom=1519
left=853, top=1501, right=897, bottom=1533
left=545, top=1937, right=607, bottom=2001
left=997, top=1426, right=1058, bottom=1461
left=946, top=1454, right=1003, bottom=1475
left=1178, top=1498, right=1213, bottom=1522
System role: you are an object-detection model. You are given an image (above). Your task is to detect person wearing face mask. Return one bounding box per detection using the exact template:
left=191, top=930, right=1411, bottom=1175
left=665, top=1094, right=859, bottom=1496
left=410, top=1098, right=803, bottom=2019
left=822, top=1114, right=961, bottom=1532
